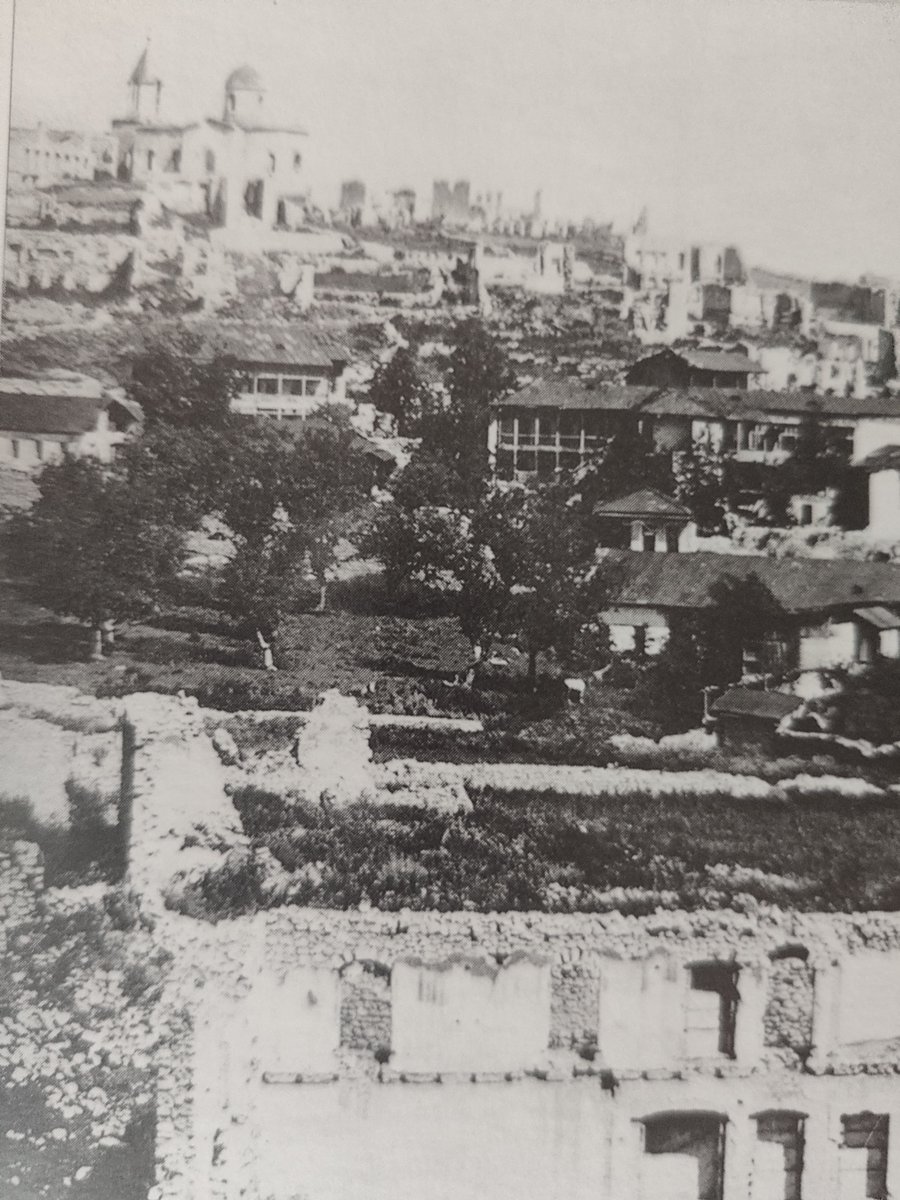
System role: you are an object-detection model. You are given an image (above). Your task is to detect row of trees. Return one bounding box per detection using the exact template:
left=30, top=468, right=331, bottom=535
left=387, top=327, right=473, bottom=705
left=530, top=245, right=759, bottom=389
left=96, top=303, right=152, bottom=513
left=7, top=331, right=374, bottom=663
left=4, top=318, right=863, bottom=687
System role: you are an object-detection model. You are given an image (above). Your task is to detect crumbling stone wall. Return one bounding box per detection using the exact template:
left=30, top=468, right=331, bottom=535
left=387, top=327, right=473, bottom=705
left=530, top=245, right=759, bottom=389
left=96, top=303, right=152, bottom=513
left=339, top=960, right=392, bottom=1050
left=121, top=693, right=245, bottom=909
left=0, top=840, right=43, bottom=947
left=763, top=954, right=814, bottom=1057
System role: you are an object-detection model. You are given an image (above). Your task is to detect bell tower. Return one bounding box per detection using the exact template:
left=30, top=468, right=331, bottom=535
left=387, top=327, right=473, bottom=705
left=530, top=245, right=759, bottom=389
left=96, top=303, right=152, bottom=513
left=128, top=42, right=162, bottom=122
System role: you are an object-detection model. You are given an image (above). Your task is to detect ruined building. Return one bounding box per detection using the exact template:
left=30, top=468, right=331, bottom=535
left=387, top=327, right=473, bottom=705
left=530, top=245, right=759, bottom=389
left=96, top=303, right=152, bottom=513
left=111, top=48, right=309, bottom=232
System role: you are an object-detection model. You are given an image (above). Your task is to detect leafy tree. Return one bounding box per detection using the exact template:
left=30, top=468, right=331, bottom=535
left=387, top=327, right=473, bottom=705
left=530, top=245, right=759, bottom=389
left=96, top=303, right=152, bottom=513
left=127, top=329, right=241, bottom=432
left=5, top=456, right=186, bottom=660
left=672, top=439, right=731, bottom=533
left=417, top=317, right=515, bottom=504
left=368, top=346, right=431, bottom=435
left=632, top=573, right=787, bottom=731
left=781, top=401, right=851, bottom=498
left=573, top=423, right=674, bottom=512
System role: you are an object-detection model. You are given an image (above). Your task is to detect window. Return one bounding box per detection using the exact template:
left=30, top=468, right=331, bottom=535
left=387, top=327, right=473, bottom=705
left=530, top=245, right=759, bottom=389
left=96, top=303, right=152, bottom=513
left=642, top=1112, right=727, bottom=1200
left=517, top=415, right=537, bottom=447
left=268, top=153, right=276, bottom=174
left=293, top=152, right=302, bottom=171
left=840, top=1114, right=889, bottom=1200
left=170, top=148, right=182, bottom=172
left=685, top=963, right=738, bottom=1058
left=256, top=376, right=279, bottom=395
left=11, top=439, right=20, bottom=460
left=754, top=1112, right=805, bottom=1200
left=498, top=415, right=516, bottom=447
left=205, top=149, right=216, bottom=172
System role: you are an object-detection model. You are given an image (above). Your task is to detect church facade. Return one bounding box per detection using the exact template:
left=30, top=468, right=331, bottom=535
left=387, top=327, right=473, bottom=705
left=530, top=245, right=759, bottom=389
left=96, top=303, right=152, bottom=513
left=111, top=48, right=308, bottom=231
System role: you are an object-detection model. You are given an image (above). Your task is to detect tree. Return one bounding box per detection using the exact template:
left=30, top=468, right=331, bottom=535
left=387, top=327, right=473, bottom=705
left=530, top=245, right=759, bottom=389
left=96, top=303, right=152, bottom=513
left=572, top=422, right=674, bottom=512
left=368, top=346, right=431, bottom=435
left=417, top=317, right=515, bottom=504
left=127, top=329, right=241, bottom=432
left=217, top=412, right=375, bottom=661
left=5, top=456, right=186, bottom=660
left=672, top=439, right=731, bottom=533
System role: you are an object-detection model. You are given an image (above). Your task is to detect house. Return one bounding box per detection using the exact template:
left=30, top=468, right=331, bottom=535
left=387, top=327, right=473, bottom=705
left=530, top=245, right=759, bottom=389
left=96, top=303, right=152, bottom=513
left=594, top=489, right=696, bottom=553
left=8, top=127, right=116, bottom=189
left=857, top=443, right=900, bottom=538
left=215, top=325, right=350, bottom=419
left=489, top=378, right=900, bottom=480
left=709, top=688, right=802, bottom=755
left=0, top=375, right=141, bottom=467
left=598, top=549, right=900, bottom=678
left=624, top=347, right=766, bottom=389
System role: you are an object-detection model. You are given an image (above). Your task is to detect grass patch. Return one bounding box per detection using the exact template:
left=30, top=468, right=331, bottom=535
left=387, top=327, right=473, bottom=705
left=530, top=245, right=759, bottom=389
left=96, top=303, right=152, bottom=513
left=175, top=784, right=900, bottom=919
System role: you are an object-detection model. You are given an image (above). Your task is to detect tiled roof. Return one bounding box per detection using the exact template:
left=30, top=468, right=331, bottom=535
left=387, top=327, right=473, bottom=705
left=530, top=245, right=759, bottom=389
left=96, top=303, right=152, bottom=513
left=0, top=374, right=106, bottom=399
left=497, top=380, right=900, bottom=421
left=859, top=444, right=900, bottom=472
left=599, top=549, right=900, bottom=614
left=594, top=489, right=692, bottom=519
left=0, top=395, right=105, bottom=435
left=677, top=349, right=766, bottom=374
left=202, top=324, right=350, bottom=368
left=710, top=688, right=801, bottom=720
left=496, top=380, right=655, bottom=411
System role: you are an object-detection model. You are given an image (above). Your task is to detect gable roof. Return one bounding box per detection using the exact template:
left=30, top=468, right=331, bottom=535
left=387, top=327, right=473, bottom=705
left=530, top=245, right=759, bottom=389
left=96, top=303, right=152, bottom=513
left=710, top=688, right=801, bottom=721
left=0, top=394, right=105, bottom=436
left=599, top=549, right=900, bottom=615
left=203, top=324, right=349, bottom=369
left=594, top=489, right=692, bottom=520
left=497, top=380, right=900, bottom=422
left=677, top=349, right=766, bottom=375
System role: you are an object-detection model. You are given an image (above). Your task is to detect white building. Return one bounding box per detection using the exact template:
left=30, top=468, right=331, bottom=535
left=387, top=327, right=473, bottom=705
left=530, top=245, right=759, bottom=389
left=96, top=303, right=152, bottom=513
left=0, top=374, right=141, bottom=467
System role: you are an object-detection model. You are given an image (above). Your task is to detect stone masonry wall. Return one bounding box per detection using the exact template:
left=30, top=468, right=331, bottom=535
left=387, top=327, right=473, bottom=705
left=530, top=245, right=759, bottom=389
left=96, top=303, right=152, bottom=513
left=0, top=841, right=43, bottom=950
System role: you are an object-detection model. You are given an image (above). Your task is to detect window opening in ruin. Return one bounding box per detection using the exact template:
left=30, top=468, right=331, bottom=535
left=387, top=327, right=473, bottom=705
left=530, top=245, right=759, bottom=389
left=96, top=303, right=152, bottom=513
left=205, top=149, right=216, bottom=172
left=840, top=1114, right=889, bottom=1199
left=642, top=1112, right=727, bottom=1200
left=170, top=148, right=182, bottom=172
left=268, top=153, right=276, bottom=174
left=685, top=963, right=738, bottom=1058
left=754, top=1111, right=805, bottom=1200
left=293, top=152, right=302, bottom=170
left=147, top=150, right=154, bottom=170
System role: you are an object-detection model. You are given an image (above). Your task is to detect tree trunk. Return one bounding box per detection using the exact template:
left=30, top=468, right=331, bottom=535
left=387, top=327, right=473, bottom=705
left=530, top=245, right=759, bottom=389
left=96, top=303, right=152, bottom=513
left=315, top=581, right=327, bottom=612
left=101, top=618, right=116, bottom=653
left=89, top=626, right=104, bottom=662
left=527, top=648, right=538, bottom=690
left=256, top=629, right=277, bottom=672
left=464, top=642, right=484, bottom=688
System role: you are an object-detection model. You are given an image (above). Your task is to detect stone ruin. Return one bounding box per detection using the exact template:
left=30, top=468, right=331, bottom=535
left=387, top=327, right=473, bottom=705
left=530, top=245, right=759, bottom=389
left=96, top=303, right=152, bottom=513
left=292, top=688, right=376, bottom=808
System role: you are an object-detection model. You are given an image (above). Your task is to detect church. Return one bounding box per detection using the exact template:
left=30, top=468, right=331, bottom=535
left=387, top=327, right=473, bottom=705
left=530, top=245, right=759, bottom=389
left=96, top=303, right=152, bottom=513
left=111, top=46, right=309, bottom=230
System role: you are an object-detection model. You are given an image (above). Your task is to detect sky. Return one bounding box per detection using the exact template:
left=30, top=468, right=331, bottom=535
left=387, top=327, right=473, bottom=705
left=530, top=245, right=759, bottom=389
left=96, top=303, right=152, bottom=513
left=6, top=0, right=900, bottom=281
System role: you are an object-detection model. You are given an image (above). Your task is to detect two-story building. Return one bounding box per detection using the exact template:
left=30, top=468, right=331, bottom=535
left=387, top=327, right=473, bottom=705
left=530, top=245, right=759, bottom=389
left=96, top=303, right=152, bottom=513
left=489, top=377, right=900, bottom=480
left=210, top=325, right=350, bottom=419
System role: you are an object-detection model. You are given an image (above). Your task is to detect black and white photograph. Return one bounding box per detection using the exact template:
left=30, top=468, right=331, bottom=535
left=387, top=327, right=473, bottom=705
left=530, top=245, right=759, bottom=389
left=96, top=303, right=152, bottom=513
left=4, top=0, right=900, bottom=1196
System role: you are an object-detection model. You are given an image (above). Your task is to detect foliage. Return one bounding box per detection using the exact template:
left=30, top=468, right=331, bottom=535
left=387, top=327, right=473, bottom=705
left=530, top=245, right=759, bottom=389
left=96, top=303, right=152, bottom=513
left=633, top=574, right=787, bottom=731
left=572, top=423, right=674, bottom=511
left=672, top=440, right=730, bottom=532
left=5, top=455, right=186, bottom=639
left=367, top=345, right=432, bottom=435
left=834, top=660, right=900, bottom=744
left=180, top=784, right=900, bottom=916
left=127, top=328, right=240, bottom=432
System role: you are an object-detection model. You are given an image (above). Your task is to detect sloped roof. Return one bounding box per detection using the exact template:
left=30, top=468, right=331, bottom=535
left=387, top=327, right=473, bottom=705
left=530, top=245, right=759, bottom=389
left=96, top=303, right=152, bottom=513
left=858, top=444, right=900, bottom=472
left=204, top=324, right=350, bottom=368
left=0, top=394, right=105, bottom=435
left=129, top=46, right=159, bottom=88
left=594, top=489, right=692, bottom=520
left=854, top=606, right=900, bottom=631
left=225, top=65, right=264, bottom=92
left=677, top=349, right=766, bottom=374
left=599, top=549, right=900, bottom=614
left=496, top=380, right=655, bottom=411
left=710, top=688, right=801, bottom=720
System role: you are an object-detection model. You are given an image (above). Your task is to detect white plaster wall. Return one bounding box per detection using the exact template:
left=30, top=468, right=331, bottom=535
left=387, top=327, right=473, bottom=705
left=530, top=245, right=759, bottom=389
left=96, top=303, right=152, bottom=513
left=255, top=1080, right=609, bottom=1200
left=798, top=620, right=857, bottom=671
left=599, top=954, right=684, bottom=1070
left=868, top=470, right=900, bottom=537
left=854, top=418, right=900, bottom=461
left=249, top=967, right=340, bottom=1076
left=836, top=950, right=900, bottom=1047
left=391, top=955, right=551, bottom=1074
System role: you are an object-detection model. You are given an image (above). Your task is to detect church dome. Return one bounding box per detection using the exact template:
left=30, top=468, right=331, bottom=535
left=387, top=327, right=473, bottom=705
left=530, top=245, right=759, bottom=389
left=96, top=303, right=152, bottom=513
left=225, top=65, right=264, bottom=93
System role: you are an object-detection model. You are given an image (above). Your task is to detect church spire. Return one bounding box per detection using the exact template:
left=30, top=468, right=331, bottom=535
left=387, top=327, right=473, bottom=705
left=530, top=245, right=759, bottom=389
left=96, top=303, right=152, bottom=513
left=128, top=41, right=162, bottom=121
